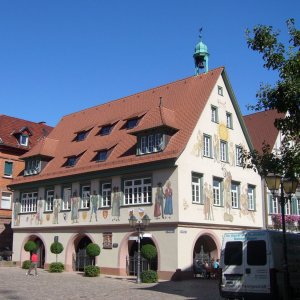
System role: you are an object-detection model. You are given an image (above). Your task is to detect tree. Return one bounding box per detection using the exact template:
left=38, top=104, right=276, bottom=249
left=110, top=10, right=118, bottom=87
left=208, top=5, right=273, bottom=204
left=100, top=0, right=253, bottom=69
left=86, top=243, right=101, bottom=266
left=50, top=241, right=64, bottom=263
left=141, top=244, right=157, bottom=270
left=24, top=240, right=37, bottom=254
left=244, top=19, right=300, bottom=179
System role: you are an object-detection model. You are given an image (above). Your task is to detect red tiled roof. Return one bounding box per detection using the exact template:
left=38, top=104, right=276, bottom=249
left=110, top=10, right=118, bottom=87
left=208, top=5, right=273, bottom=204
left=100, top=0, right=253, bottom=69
left=12, top=67, right=224, bottom=184
left=0, top=115, right=53, bottom=150
left=243, top=109, right=285, bottom=152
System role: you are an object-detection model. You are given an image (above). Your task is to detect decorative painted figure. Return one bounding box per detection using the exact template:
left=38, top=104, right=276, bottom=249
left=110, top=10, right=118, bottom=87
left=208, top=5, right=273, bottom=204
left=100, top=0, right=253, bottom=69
left=36, top=198, right=43, bottom=225
left=164, top=181, right=173, bottom=218
left=13, top=199, right=21, bottom=226
left=53, top=195, right=60, bottom=224
left=90, top=190, right=98, bottom=222
left=111, top=186, right=121, bottom=221
left=204, top=183, right=214, bottom=220
left=71, top=191, right=79, bottom=223
left=154, top=182, right=164, bottom=219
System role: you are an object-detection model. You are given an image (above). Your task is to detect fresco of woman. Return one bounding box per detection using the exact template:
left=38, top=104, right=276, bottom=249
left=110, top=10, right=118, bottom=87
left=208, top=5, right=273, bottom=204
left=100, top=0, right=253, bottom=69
left=111, top=186, right=121, bottom=221
left=154, top=183, right=164, bottom=219
left=71, top=191, right=79, bottom=223
left=164, top=181, right=173, bottom=218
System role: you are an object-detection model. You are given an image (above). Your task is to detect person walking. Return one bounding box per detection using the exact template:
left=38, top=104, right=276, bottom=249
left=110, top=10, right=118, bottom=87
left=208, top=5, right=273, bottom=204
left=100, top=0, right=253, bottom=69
left=26, top=251, right=38, bottom=276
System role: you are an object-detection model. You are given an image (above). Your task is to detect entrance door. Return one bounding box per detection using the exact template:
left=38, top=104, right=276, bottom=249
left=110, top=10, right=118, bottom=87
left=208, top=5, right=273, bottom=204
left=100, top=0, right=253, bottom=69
left=75, top=236, right=92, bottom=271
left=35, top=238, right=45, bottom=268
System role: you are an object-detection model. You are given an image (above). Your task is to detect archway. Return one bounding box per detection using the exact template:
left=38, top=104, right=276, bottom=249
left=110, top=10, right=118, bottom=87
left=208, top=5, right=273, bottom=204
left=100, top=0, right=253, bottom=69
left=74, top=235, right=93, bottom=271
left=128, top=237, right=158, bottom=275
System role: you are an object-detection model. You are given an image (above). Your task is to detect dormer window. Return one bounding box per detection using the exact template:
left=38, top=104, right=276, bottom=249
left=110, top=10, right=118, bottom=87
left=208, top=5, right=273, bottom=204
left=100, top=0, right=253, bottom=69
left=20, top=134, right=29, bottom=146
left=65, top=156, right=78, bottom=167
left=137, top=133, right=164, bottom=155
left=74, top=130, right=90, bottom=142
left=126, top=118, right=139, bottom=129
left=95, top=150, right=108, bottom=162
left=98, top=124, right=114, bottom=136
left=24, top=158, right=41, bottom=176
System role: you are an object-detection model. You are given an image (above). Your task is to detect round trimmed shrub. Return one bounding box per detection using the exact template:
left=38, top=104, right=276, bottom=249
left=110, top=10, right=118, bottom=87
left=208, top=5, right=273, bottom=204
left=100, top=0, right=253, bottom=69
left=22, top=260, right=31, bottom=269
left=141, top=270, right=158, bottom=283
left=24, top=241, right=37, bottom=253
left=84, top=265, right=100, bottom=277
left=50, top=241, right=64, bottom=262
left=86, top=243, right=101, bottom=258
left=141, top=244, right=157, bottom=261
left=49, top=262, right=64, bottom=273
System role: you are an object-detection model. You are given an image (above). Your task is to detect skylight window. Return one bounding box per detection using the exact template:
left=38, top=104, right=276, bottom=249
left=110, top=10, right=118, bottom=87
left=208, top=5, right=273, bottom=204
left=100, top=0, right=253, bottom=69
left=75, top=130, right=89, bottom=142
left=65, top=156, right=78, bottom=167
left=126, top=118, right=139, bottom=129
left=95, top=150, right=108, bottom=162
left=20, top=134, right=29, bottom=146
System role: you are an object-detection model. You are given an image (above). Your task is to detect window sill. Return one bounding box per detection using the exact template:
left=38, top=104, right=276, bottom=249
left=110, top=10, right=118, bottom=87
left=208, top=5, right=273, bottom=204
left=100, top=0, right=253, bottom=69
left=3, top=175, right=13, bottom=179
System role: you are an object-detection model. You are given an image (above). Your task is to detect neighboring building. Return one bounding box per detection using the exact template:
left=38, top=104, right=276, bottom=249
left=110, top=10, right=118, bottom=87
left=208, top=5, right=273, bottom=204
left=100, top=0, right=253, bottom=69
left=10, top=41, right=263, bottom=279
left=0, top=115, right=52, bottom=255
left=244, top=110, right=300, bottom=231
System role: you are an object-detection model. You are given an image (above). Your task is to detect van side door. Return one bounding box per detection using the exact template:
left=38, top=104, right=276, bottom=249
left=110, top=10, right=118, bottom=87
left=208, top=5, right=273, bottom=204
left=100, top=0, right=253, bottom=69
left=244, top=239, right=270, bottom=296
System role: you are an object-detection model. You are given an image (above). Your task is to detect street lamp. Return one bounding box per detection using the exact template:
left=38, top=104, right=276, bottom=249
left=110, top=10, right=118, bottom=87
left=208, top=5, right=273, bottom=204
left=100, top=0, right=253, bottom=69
left=265, top=173, right=298, bottom=300
left=129, top=214, right=151, bottom=283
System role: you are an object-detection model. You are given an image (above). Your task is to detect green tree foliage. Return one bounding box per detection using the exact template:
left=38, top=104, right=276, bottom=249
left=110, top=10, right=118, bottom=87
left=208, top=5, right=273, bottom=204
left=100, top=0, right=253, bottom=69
left=49, top=262, right=64, bottom=273
left=50, top=241, right=64, bottom=263
left=24, top=241, right=37, bottom=254
left=244, top=19, right=300, bottom=178
left=141, top=244, right=157, bottom=261
left=86, top=243, right=101, bottom=266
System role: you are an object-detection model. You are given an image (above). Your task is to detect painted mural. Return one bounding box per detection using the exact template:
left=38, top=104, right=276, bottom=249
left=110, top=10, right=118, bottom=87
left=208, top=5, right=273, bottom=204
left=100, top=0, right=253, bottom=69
left=111, top=186, right=121, bottom=221
left=154, top=182, right=164, bottom=219
left=53, top=196, right=60, bottom=224
left=204, top=183, right=214, bottom=220
left=36, top=198, right=43, bottom=225
left=13, top=199, right=21, bottom=226
left=191, top=130, right=203, bottom=157
left=71, top=191, right=79, bottom=223
left=89, top=191, right=98, bottom=222
left=164, top=181, right=173, bottom=218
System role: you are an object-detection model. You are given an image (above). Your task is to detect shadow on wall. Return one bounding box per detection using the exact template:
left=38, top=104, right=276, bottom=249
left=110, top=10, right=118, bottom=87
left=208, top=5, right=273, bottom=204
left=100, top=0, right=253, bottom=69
left=0, top=222, right=13, bottom=260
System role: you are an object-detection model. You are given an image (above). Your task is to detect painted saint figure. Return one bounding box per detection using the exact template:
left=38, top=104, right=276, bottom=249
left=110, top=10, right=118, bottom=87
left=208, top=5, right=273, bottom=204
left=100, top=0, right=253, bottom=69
left=90, top=190, right=98, bottom=222
left=36, top=198, right=43, bottom=225
left=13, top=199, right=21, bottom=226
left=53, top=196, right=60, bottom=224
left=164, top=181, right=173, bottom=218
left=154, top=183, right=164, bottom=219
left=71, top=191, right=79, bottom=223
left=111, top=186, right=121, bottom=221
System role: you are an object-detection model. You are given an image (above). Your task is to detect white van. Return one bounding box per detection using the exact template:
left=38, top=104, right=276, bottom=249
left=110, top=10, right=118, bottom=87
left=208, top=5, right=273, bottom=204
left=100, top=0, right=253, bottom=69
left=219, top=230, right=300, bottom=300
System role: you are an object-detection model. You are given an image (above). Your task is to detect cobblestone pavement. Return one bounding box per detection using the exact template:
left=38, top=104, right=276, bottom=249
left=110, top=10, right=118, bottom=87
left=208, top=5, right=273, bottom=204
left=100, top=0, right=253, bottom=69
left=0, top=267, right=222, bottom=300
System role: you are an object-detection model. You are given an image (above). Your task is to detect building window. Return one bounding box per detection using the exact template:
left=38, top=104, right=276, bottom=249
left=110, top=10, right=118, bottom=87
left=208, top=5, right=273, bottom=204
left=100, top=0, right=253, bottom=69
left=62, top=187, right=71, bottom=210
left=220, top=140, right=228, bottom=162
left=45, top=190, right=54, bottom=212
left=81, top=185, right=90, bottom=209
left=101, top=182, right=111, bottom=207
left=192, top=173, right=203, bottom=204
left=231, top=182, right=240, bottom=209
left=203, top=134, right=212, bottom=157
left=211, top=105, right=218, bottom=123
left=75, top=131, right=89, bottom=142
left=213, top=177, right=223, bottom=206
left=65, top=156, right=78, bottom=167
left=4, top=161, right=13, bottom=177
left=95, top=150, right=108, bottom=162
left=99, top=124, right=114, bottom=136
left=1, top=192, right=12, bottom=209
left=124, top=177, right=152, bottom=205
left=21, top=192, right=38, bottom=213
left=20, top=134, right=29, bottom=146
left=138, top=133, right=164, bottom=155
left=24, top=158, right=41, bottom=176
left=218, top=86, right=223, bottom=96
left=226, top=112, right=233, bottom=129
left=126, top=118, right=139, bottom=129
left=248, top=185, right=256, bottom=211
left=235, top=146, right=243, bottom=167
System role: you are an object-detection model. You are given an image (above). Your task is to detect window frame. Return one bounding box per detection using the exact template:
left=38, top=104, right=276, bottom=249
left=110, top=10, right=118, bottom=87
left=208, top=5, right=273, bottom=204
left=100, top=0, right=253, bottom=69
left=235, top=146, right=243, bottom=167
left=1, top=192, right=12, bottom=209
left=21, top=192, right=38, bottom=213
left=226, top=112, right=233, bottom=129
left=126, top=118, right=139, bottom=129
left=192, top=173, right=203, bottom=204
left=218, top=85, right=223, bottom=96
left=211, top=105, right=219, bottom=123
left=100, top=182, right=112, bottom=208
left=123, top=177, right=152, bottom=206
left=231, top=181, right=240, bottom=209
left=62, top=186, right=71, bottom=211
left=80, top=185, right=91, bottom=209
left=220, top=140, right=228, bottom=162
left=95, top=150, right=108, bottom=162
left=213, top=177, right=223, bottom=206
left=247, top=184, right=256, bottom=211
left=20, top=134, right=29, bottom=146
left=45, top=189, right=54, bottom=212
left=99, top=124, right=114, bottom=136
left=203, top=134, right=212, bottom=158
left=4, top=161, right=13, bottom=177
left=138, top=133, right=164, bottom=155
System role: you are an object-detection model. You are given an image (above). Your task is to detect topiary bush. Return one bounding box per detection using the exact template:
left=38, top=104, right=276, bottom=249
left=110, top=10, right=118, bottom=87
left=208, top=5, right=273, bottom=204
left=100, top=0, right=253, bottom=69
left=24, top=241, right=37, bottom=253
left=22, top=260, right=31, bottom=269
left=86, top=243, right=101, bottom=265
left=141, top=244, right=157, bottom=261
left=141, top=270, right=158, bottom=283
left=84, top=265, right=100, bottom=277
left=50, top=241, right=64, bottom=262
left=49, top=262, right=64, bottom=273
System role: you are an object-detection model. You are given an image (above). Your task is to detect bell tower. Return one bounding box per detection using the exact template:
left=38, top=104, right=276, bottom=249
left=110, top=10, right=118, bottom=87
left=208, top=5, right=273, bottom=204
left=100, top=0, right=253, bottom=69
left=193, top=29, right=209, bottom=75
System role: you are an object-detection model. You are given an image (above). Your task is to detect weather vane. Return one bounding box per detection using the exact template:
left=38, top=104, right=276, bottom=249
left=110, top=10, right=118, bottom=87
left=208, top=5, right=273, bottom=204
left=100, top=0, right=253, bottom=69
left=199, top=27, right=203, bottom=40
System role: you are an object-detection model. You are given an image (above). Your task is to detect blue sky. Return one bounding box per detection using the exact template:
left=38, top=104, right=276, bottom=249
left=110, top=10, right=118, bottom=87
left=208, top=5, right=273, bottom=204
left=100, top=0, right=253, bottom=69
left=0, top=0, right=298, bottom=126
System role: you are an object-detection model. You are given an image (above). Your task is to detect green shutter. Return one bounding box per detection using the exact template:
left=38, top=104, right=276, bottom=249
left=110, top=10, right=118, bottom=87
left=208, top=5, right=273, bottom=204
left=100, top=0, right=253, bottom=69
left=291, top=196, right=297, bottom=215
left=220, top=180, right=224, bottom=206
left=268, top=193, right=273, bottom=214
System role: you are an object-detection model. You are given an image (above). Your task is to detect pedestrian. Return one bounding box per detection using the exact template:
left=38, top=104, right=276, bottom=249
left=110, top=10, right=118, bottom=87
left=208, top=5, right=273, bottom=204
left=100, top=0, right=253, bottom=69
left=213, top=258, right=220, bottom=279
left=26, top=251, right=38, bottom=276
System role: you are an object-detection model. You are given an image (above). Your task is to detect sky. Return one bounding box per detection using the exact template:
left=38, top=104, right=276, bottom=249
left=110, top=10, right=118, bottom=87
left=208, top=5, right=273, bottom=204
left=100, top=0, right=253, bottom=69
left=0, top=0, right=299, bottom=127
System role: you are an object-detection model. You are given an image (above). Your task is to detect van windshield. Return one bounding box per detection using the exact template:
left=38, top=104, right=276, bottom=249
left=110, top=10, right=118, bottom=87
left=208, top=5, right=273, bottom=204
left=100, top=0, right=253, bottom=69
left=224, top=241, right=242, bottom=265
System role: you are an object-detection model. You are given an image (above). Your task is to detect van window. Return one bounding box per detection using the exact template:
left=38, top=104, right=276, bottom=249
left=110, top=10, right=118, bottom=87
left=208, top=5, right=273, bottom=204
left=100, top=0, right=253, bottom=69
left=247, top=240, right=267, bottom=265
left=224, top=241, right=242, bottom=265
